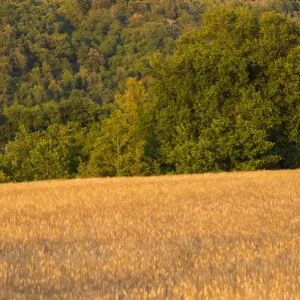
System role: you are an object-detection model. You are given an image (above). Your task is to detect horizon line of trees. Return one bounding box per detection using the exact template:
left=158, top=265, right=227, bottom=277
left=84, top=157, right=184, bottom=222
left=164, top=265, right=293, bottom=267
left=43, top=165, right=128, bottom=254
left=1, top=1, right=300, bottom=182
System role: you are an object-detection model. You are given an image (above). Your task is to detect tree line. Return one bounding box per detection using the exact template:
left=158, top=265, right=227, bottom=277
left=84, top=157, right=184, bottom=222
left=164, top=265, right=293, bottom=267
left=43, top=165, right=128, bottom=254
left=1, top=0, right=300, bottom=182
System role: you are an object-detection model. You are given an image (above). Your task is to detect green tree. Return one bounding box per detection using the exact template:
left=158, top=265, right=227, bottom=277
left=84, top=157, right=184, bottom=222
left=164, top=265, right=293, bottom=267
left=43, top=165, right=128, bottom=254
left=79, top=78, right=158, bottom=177
left=150, top=8, right=300, bottom=173
left=0, top=124, right=85, bottom=182
left=77, top=0, right=92, bottom=14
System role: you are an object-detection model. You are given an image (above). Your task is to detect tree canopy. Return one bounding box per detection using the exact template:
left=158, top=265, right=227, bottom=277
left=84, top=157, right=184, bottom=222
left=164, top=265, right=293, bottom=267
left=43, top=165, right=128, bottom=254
left=150, top=8, right=300, bottom=172
left=1, top=1, right=300, bottom=182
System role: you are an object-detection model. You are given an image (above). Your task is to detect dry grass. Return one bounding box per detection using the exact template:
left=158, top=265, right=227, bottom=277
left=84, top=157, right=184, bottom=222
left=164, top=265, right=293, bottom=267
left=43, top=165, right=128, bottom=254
left=0, top=170, right=299, bottom=299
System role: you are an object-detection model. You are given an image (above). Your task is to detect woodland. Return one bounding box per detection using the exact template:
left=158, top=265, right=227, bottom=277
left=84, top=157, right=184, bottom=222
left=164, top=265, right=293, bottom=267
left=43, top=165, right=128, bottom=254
left=1, top=0, right=300, bottom=182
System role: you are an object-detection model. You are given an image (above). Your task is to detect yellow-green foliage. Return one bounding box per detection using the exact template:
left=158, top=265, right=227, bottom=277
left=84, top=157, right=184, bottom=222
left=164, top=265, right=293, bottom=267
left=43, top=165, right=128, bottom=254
left=1, top=1, right=300, bottom=182
left=0, top=170, right=299, bottom=298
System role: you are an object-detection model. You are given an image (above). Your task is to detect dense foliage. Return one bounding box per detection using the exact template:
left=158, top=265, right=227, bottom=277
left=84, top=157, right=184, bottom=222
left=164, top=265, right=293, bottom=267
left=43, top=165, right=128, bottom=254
left=150, top=8, right=300, bottom=173
left=1, top=0, right=300, bottom=182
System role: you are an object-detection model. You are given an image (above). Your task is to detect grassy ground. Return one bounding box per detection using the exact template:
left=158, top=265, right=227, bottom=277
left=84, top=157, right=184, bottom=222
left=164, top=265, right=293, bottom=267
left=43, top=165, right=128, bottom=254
left=0, top=170, right=299, bottom=299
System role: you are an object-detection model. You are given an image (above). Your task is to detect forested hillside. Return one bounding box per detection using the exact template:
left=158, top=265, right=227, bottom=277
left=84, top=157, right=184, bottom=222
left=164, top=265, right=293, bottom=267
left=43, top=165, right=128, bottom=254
left=1, top=0, right=300, bottom=182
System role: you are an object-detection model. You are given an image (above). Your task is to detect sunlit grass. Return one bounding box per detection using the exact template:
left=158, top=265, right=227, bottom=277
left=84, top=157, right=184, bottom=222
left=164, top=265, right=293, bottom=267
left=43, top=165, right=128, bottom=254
left=0, top=170, right=299, bottom=298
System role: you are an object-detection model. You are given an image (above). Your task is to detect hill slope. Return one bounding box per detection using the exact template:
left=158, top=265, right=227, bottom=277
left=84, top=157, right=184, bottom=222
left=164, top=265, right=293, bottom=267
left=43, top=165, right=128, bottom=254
left=1, top=0, right=300, bottom=182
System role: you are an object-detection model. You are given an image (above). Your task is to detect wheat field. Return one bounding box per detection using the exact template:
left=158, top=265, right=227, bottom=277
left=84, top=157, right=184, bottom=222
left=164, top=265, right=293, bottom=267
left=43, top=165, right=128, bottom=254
left=0, top=170, right=299, bottom=299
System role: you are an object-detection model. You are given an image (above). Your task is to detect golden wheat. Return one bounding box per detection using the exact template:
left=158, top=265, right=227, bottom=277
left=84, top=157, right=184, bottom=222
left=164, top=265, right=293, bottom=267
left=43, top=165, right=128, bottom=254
left=0, top=170, right=299, bottom=299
